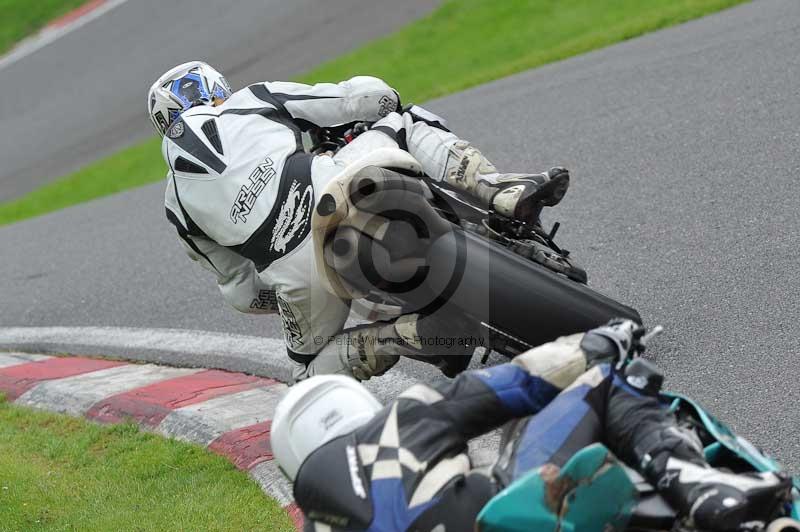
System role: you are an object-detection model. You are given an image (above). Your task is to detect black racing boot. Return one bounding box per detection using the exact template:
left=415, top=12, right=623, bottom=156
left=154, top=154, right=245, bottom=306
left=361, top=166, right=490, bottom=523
left=485, top=168, right=570, bottom=224
left=444, top=142, right=570, bottom=225
left=648, top=456, right=791, bottom=530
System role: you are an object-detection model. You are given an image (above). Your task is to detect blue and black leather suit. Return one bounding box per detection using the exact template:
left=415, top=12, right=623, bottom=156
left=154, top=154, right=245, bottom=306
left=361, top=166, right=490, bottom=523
left=292, top=332, right=703, bottom=531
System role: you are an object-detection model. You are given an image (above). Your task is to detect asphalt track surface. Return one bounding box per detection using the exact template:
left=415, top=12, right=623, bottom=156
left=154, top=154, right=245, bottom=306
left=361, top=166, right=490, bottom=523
left=0, top=0, right=439, bottom=201
left=2, top=0, right=799, bottom=470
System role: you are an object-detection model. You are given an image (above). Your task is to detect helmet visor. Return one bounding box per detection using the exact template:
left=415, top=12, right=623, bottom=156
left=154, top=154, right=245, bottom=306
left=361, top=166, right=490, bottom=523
left=169, top=72, right=209, bottom=108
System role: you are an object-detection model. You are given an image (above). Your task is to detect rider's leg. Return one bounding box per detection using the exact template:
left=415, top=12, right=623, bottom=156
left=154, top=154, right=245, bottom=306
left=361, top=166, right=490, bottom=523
left=497, top=364, right=790, bottom=531
left=262, top=235, right=354, bottom=380
left=369, top=112, right=570, bottom=225
left=495, top=366, right=608, bottom=478
left=394, top=310, right=476, bottom=378
left=261, top=223, right=455, bottom=382
left=604, top=367, right=792, bottom=531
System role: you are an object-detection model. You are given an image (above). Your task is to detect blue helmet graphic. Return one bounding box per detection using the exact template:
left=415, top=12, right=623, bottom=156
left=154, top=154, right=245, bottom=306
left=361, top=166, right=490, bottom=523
left=147, top=61, right=233, bottom=136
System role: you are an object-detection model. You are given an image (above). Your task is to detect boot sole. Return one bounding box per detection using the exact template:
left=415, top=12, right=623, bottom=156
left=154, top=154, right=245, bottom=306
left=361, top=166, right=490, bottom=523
left=515, top=172, right=570, bottom=222
left=535, top=172, right=570, bottom=206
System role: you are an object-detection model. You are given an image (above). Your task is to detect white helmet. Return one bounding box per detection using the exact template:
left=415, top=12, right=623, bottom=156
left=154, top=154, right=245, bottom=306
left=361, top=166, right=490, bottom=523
left=272, top=375, right=382, bottom=481
left=147, top=60, right=232, bottom=136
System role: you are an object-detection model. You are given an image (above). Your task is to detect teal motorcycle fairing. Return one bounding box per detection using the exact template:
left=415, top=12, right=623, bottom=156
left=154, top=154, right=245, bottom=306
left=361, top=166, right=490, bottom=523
left=476, top=443, right=637, bottom=532
left=663, top=392, right=800, bottom=521
left=476, top=392, right=800, bottom=531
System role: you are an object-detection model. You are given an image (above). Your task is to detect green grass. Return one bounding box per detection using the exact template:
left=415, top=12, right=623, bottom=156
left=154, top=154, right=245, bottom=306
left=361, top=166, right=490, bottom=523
left=0, top=0, right=748, bottom=226
left=296, top=0, right=747, bottom=104
left=0, top=137, right=163, bottom=226
left=0, top=0, right=89, bottom=55
left=0, top=397, right=294, bottom=531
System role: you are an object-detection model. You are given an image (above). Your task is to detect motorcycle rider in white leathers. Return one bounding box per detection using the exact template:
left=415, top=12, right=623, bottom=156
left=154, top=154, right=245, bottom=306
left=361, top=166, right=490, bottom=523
left=148, top=61, right=570, bottom=381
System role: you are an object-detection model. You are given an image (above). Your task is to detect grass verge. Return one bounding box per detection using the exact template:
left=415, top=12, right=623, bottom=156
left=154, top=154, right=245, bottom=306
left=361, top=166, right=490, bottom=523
left=0, top=0, right=89, bottom=55
left=0, top=0, right=747, bottom=226
left=0, top=137, right=162, bottom=226
left=0, top=396, right=294, bottom=531
left=296, top=0, right=747, bottom=103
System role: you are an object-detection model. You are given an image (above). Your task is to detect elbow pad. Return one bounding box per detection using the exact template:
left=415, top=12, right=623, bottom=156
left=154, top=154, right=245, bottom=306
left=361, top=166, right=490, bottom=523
left=343, top=76, right=400, bottom=119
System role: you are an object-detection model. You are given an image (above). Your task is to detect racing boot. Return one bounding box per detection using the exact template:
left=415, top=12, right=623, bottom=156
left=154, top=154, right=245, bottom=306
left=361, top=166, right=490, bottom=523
left=647, top=456, right=791, bottom=530
left=444, top=142, right=570, bottom=224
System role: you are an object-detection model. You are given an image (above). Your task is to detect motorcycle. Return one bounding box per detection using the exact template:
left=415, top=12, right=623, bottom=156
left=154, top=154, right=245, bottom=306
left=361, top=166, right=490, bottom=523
left=308, top=118, right=641, bottom=369
left=304, top=124, right=800, bottom=532
left=304, top=122, right=800, bottom=530
left=478, top=392, right=800, bottom=532
left=476, top=326, right=800, bottom=531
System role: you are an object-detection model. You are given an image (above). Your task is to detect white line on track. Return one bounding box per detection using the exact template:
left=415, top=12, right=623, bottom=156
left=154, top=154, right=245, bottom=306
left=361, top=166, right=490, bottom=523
left=0, top=0, right=130, bottom=73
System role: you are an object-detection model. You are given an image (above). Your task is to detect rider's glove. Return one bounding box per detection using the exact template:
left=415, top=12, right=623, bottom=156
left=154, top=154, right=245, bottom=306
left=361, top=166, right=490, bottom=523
left=580, top=318, right=645, bottom=369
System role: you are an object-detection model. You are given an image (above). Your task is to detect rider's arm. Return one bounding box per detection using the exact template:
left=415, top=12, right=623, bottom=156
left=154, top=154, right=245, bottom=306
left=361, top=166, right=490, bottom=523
left=294, top=336, right=591, bottom=531
left=164, top=189, right=278, bottom=315
left=256, top=76, right=400, bottom=128
left=418, top=333, right=590, bottom=441
left=177, top=233, right=278, bottom=314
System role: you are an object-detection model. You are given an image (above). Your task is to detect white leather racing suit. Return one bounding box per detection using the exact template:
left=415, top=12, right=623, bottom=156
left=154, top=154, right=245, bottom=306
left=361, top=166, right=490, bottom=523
left=162, top=76, right=467, bottom=379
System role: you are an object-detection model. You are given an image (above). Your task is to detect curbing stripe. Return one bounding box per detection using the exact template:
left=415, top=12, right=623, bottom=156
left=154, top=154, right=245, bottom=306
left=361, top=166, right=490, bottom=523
left=86, top=369, right=271, bottom=426
left=284, top=503, right=305, bottom=530
left=47, top=0, right=107, bottom=29
left=209, top=420, right=273, bottom=470
left=158, top=384, right=287, bottom=446
left=0, top=325, right=432, bottom=531
left=0, top=326, right=426, bottom=399
left=0, top=354, right=431, bottom=532
left=250, top=460, right=305, bottom=528
left=0, top=0, right=130, bottom=72
left=16, top=364, right=198, bottom=416
left=0, top=353, right=51, bottom=369
left=2, top=350, right=305, bottom=528
left=0, top=356, right=125, bottom=400
left=250, top=459, right=297, bottom=508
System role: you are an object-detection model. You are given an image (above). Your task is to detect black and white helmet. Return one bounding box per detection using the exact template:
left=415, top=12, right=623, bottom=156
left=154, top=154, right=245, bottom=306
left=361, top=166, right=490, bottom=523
left=271, top=375, right=382, bottom=481
left=147, top=61, right=232, bottom=136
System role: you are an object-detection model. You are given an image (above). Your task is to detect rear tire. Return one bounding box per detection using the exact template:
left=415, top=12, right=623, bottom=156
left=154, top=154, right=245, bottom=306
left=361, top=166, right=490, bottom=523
left=423, top=229, right=641, bottom=350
